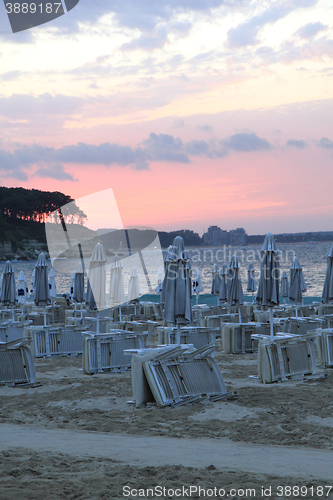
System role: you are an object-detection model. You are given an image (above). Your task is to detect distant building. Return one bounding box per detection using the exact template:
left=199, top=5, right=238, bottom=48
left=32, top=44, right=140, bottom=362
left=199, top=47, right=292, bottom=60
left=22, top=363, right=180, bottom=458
left=203, top=226, right=247, bottom=246
left=230, top=228, right=247, bottom=246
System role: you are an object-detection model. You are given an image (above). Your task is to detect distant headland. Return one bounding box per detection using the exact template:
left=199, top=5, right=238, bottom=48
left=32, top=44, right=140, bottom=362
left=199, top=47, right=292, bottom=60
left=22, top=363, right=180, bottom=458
left=0, top=187, right=333, bottom=261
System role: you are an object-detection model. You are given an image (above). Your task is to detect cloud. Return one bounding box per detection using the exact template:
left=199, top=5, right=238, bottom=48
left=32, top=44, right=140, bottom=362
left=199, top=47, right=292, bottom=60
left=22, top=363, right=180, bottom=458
left=286, top=139, right=309, bottom=148
left=33, top=164, right=77, bottom=181
left=0, top=93, right=83, bottom=121
left=295, top=22, right=328, bottom=39
left=0, top=129, right=277, bottom=181
left=221, top=132, right=272, bottom=152
left=142, top=132, right=190, bottom=163
left=198, top=125, right=213, bottom=132
left=226, top=0, right=318, bottom=48
left=318, top=137, right=333, bottom=149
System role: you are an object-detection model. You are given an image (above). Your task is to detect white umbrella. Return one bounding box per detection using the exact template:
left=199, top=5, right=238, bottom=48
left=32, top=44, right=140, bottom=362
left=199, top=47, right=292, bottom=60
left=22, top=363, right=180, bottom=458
left=219, top=263, right=228, bottom=303
left=247, top=262, right=256, bottom=301
left=17, top=271, right=28, bottom=305
left=289, top=256, right=307, bottom=318
left=163, top=236, right=192, bottom=343
left=128, top=267, right=141, bottom=301
left=109, top=254, right=126, bottom=321
left=87, top=242, right=107, bottom=334
left=256, top=233, right=280, bottom=340
left=192, top=268, right=203, bottom=306
left=48, top=269, right=57, bottom=300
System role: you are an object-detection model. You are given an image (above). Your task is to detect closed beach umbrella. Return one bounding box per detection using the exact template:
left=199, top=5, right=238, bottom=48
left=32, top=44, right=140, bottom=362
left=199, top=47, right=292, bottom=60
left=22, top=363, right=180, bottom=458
left=211, top=264, right=220, bottom=294
left=73, top=262, right=84, bottom=302
left=227, top=255, right=243, bottom=321
left=289, top=256, right=307, bottom=317
left=87, top=242, right=107, bottom=334
left=256, top=233, right=280, bottom=339
left=155, top=266, right=164, bottom=294
left=247, top=262, right=256, bottom=293
left=163, top=236, right=192, bottom=343
left=17, top=271, right=28, bottom=305
left=128, top=267, right=141, bottom=301
left=109, top=254, right=126, bottom=306
left=88, top=242, right=107, bottom=311
left=322, top=244, right=333, bottom=304
left=1, top=261, right=16, bottom=306
left=34, top=253, right=50, bottom=306
left=280, top=270, right=289, bottom=303
left=48, top=269, right=57, bottom=300
left=219, top=263, right=228, bottom=303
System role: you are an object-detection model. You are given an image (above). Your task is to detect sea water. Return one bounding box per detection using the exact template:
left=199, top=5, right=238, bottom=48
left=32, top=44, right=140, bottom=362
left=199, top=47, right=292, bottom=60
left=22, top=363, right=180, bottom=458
left=0, top=241, right=331, bottom=299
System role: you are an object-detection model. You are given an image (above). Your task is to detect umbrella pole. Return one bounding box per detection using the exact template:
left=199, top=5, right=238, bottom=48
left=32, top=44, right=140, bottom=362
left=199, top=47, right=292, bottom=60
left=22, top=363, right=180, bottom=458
left=238, top=307, right=241, bottom=323
left=295, top=303, right=298, bottom=318
left=12, top=307, right=15, bottom=322
left=119, top=305, right=122, bottom=322
left=196, top=294, right=199, bottom=306
left=44, top=307, right=47, bottom=327
left=176, top=323, right=181, bottom=345
left=270, top=308, right=274, bottom=341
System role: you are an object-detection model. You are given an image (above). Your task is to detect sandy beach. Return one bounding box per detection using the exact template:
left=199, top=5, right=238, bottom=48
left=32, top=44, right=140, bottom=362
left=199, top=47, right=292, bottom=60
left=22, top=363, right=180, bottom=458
left=1, top=348, right=332, bottom=499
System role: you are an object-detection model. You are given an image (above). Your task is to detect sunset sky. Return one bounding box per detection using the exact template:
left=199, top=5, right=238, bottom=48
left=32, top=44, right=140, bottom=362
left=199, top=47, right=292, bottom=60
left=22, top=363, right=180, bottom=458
left=0, top=0, right=333, bottom=235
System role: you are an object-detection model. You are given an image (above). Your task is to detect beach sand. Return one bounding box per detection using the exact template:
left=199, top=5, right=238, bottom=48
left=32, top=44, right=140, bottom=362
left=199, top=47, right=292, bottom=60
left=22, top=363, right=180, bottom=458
left=0, top=349, right=332, bottom=499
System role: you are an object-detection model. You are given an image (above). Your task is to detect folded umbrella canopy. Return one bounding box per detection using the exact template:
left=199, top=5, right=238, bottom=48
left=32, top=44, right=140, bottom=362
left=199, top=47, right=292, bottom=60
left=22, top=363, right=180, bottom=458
left=289, top=256, right=307, bottom=317
left=87, top=242, right=107, bottom=311
left=211, top=263, right=220, bottom=306
left=219, top=263, right=228, bottom=303
left=86, top=242, right=107, bottom=334
left=256, top=233, right=280, bottom=340
left=226, top=255, right=244, bottom=321
left=17, top=270, right=29, bottom=305
left=280, top=270, right=289, bottom=299
left=1, top=261, right=16, bottom=306
left=109, top=254, right=126, bottom=306
left=34, top=253, right=50, bottom=306
left=128, top=267, right=141, bottom=301
left=163, top=236, right=192, bottom=343
left=322, top=244, right=333, bottom=304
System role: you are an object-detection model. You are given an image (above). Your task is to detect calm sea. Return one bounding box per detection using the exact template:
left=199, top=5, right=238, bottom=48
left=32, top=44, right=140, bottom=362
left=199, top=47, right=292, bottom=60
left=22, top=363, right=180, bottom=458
left=1, top=241, right=331, bottom=299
